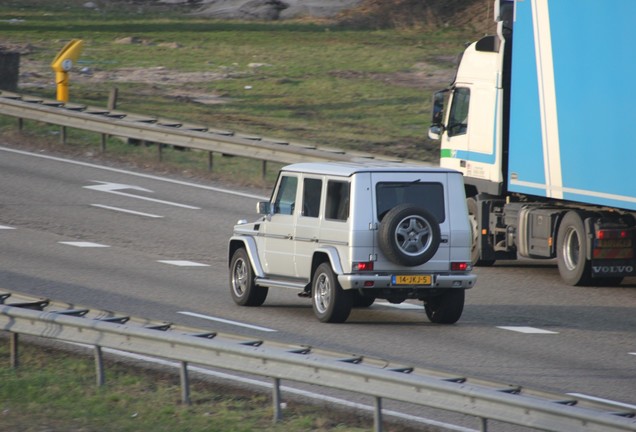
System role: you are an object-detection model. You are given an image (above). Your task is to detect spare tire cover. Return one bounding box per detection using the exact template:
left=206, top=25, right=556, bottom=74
left=378, top=204, right=441, bottom=266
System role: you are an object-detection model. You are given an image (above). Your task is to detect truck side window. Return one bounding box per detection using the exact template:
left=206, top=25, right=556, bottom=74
left=273, top=175, right=298, bottom=215
left=325, top=181, right=350, bottom=222
left=302, top=178, right=322, bottom=218
left=448, top=87, right=470, bottom=137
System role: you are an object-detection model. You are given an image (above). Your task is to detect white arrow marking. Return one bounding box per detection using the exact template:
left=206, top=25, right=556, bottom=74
left=91, top=204, right=163, bottom=218
left=84, top=181, right=200, bottom=209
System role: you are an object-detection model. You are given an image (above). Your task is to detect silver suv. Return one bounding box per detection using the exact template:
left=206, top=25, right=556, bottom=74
left=228, top=162, right=476, bottom=323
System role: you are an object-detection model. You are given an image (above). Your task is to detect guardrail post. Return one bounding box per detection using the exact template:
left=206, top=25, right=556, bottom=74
left=261, top=160, right=267, bottom=181
left=208, top=152, right=213, bottom=172
left=180, top=361, right=191, bottom=405
left=107, top=88, right=118, bottom=110
left=9, top=332, right=19, bottom=368
left=158, top=143, right=163, bottom=162
left=101, top=134, right=107, bottom=153
left=272, top=377, right=282, bottom=423
left=60, top=126, right=67, bottom=144
left=94, top=345, right=105, bottom=387
left=478, top=417, right=488, bottom=431
left=374, top=396, right=383, bottom=432
left=17, top=117, right=23, bottom=131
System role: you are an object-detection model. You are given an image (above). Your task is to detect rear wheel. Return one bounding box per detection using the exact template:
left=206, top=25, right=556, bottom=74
left=312, top=263, right=352, bottom=323
left=557, top=211, right=593, bottom=286
left=424, top=290, right=465, bottom=324
left=229, top=248, right=268, bottom=306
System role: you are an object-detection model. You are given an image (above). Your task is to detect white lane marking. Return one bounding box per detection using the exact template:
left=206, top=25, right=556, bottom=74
left=84, top=181, right=200, bottom=209
left=375, top=301, right=422, bottom=310
left=158, top=260, right=209, bottom=267
left=59, top=241, right=110, bottom=248
left=0, top=225, right=16, bottom=230
left=567, top=393, right=636, bottom=411
left=178, top=311, right=277, bottom=332
left=497, top=326, right=558, bottom=334
left=67, top=343, right=476, bottom=432
left=1, top=146, right=266, bottom=200
left=630, top=352, right=636, bottom=356
left=91, top=204, right=163, bottom=218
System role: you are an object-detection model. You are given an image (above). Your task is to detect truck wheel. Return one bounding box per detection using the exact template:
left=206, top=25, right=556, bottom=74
left=312, top=262, right=352, bottom=323
left=378, top=204, right=441, bottom=267
left=424, top=290, right=465, bottom=324
left=466, top=197, right=495, bottom=266
left=557, top=211, right=593, bottom=286
left=229, top=248, right=268, bottom=306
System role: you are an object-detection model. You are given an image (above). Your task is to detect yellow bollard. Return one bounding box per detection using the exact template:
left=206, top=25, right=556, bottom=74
left=51, top=39, right=83, bottom=103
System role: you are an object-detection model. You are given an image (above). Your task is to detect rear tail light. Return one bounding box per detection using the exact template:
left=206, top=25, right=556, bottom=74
left=354, top=261, right=374, bottom=271
left=597, top=229, right=630, bottom=240
left=451, top=262, right=470, bottom=271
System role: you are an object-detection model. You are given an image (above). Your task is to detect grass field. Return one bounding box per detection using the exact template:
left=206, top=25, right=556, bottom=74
left=0, top=0, right=485, bottom=173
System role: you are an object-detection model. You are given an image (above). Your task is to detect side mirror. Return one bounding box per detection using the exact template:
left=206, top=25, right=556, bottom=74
left=257, top=201, right=271, bottom=215
left=431, top=90, right=447, bottom=126
left=428, top=125, right=442, bottom=140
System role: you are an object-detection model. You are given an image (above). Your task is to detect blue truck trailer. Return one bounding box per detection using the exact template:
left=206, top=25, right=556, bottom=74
left=429, top=0, right=636, bottom=285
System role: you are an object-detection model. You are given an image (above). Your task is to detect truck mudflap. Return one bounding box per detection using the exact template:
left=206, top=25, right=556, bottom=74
left=591, top=260, right=636, bottom=278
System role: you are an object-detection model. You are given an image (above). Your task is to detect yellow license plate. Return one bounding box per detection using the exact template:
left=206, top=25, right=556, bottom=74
left=392, top=275, right=432, bottom=285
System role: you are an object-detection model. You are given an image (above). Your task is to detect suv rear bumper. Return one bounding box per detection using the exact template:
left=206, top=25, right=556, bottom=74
left=338, top=273, right=476, bottom=290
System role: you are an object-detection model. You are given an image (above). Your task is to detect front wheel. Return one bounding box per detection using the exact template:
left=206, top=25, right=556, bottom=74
left=424, top=290, right=465, bottom=324
left=556, top=211, right=592, bottom=286
left=229, top=248, right=268, bottom=306
left=312, top=263, right=352, bottom=323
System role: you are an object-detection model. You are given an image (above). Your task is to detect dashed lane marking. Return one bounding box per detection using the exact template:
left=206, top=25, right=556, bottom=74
left=497, top=326, right=559, bottom=334
left=58, top=241, right=110, bottom=248
left=0, top=225, right=15, bottom=229
left=178, top=311, right=277, bottom=332
left=375, top=301, right=422, bottom=310
left=157, top=260, right=210, bottom=267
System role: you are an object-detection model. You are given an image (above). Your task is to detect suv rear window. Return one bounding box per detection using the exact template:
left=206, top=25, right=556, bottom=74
left=376, top=182, right=445, bottom=222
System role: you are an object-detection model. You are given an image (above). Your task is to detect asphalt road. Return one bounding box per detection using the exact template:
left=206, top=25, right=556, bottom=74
left=1, top=144, right=635, bottom=426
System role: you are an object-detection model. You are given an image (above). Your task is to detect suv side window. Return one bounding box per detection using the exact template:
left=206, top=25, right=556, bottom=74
left=325, top=180, right=350, bottom=222
left=376, top=182, right=445, bottom=222
left=273, top=175, right=298, bottom=215
left=302, top=178, right=322, bottom=218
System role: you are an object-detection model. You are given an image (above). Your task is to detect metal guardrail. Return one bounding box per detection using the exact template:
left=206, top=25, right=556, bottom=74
left=1, top=291, right=635, bottom=432
left=0, top=91, right=419, bottom=173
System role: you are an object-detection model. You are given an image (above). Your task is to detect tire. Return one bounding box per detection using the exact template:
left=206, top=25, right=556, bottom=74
left=466, top=197, right=495, bottom=266
left=352, top=292, right=376, bottom=308
left=424, top=290, right=465, bottom=324
left=229, top=248, right=268, bottom=306
left=556, top=211, right=593, bottom=286
left=312, top=262, right=352, bottom=323
left=378, top=204, right=441, bottom=267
